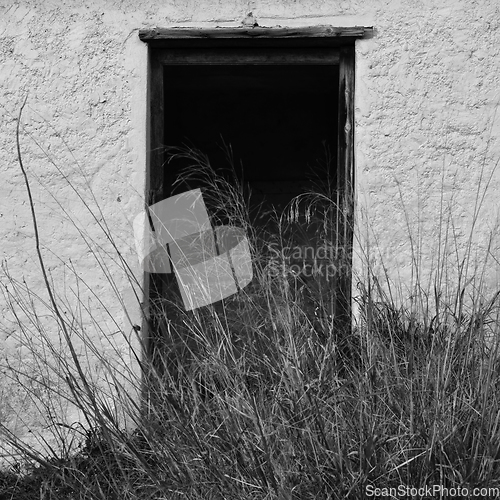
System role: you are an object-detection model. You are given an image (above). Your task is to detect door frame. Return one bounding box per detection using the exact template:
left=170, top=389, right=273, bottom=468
left=139, top=26, right=372, bottom=360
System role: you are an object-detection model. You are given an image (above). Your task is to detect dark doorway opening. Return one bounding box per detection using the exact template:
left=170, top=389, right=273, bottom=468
left=152, top=61, right=347, bottom=380
left=163, top=64, right=339, bottom=219
left=140, top=31, right=362, bottom=387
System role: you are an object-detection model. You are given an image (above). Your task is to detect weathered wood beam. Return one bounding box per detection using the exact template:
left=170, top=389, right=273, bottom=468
left=139, top=26, right=373, bottom=41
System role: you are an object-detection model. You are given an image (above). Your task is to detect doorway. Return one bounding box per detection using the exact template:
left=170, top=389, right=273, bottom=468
left=140, top=30, right=359, bottom=379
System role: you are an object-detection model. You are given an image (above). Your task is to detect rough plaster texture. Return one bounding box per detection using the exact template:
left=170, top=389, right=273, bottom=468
left=1, top=0, right=500, bottom=459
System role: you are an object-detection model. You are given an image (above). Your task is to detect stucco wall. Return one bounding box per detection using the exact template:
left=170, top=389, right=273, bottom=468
left=354, top=1, right=500, bottom=309
left=1, top=0, right=499, bottom=458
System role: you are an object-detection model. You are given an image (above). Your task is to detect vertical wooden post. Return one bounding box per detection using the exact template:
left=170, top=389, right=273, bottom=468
left=336, top=45, right=355, bottom=333
left=144, top=52, right=192, bottom=387
left=142, top=49, right=166, bottom=395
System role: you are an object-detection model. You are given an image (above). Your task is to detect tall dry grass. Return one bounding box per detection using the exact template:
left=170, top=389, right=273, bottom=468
left=1, top=103, right=500, bottom=499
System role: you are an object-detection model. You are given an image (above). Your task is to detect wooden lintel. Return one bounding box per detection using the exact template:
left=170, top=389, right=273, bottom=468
left=139, top=26, right=374, bottom=42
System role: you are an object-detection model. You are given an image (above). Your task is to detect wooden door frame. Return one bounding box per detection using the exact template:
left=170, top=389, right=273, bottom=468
left=139, top=26, right=373, bottom=361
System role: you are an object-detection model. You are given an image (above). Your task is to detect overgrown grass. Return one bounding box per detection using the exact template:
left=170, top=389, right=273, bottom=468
left=2, top=105, right=500, bottom=499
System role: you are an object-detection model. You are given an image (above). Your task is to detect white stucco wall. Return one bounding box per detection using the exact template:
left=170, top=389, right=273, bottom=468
left=353, top=1, right=500, bottom=309
left=1, top=0, right=499, bottom=456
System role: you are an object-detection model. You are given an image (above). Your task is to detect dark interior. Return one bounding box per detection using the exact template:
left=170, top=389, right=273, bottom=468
left=163, top=64, right=339, bottom=219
